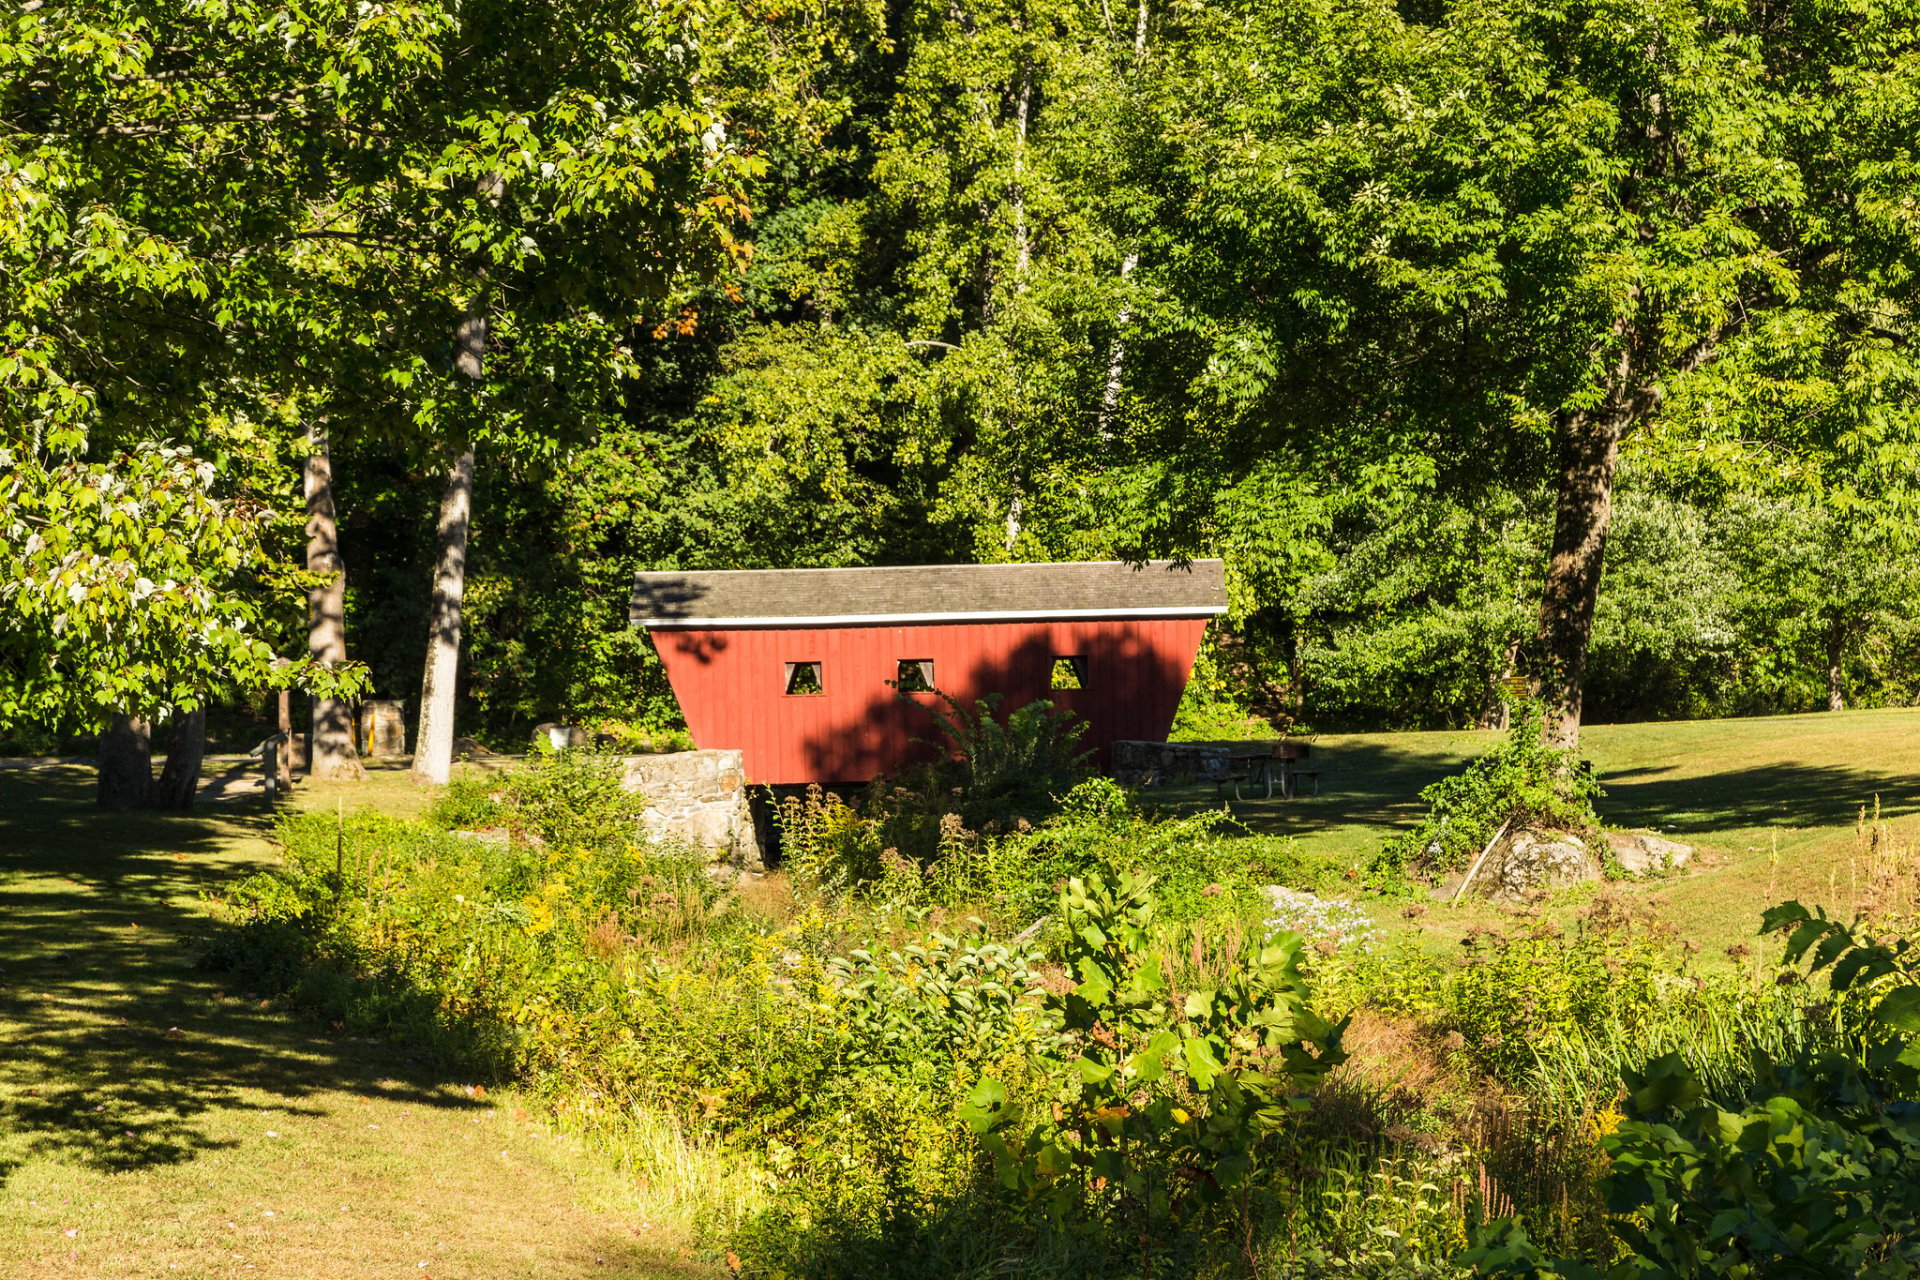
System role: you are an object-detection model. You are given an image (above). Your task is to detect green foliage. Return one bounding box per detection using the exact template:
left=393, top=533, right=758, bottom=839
left=426, top=748, right=656, bottom=852
left=1467, top=1049, right=1920, bottom=1279
left=1371, top=704, right=1602, bottom=888
left=1444, top=904, right=1847, bottom=1110
left=773, top=763, right=1306, bottom=926
left=1465, top=900, right=1920, bottom=1278
left=424, top=773, right=510, bottom=833
left=1169, top=632, right=1278, bottom=741
left=1, top=441, right=363, bottom=729
left=774, top=783, right=890, bottom=895
left=825, top=926, right=1047, bottom=1071
left=925, top=691, right=1093, bottom=807
left=947, top=777, right=1305, bottom=923
left=964, top=871, right=1347, bottom=1234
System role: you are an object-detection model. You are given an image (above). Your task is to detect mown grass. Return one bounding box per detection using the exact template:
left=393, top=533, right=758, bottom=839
left=0, top=760, right=716, bottom=1279
left=1155, top=706, right=1920, bottom=957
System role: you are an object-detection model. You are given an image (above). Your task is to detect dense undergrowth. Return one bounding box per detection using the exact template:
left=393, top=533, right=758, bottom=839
left=207, top=736, right=1920, bottom=1277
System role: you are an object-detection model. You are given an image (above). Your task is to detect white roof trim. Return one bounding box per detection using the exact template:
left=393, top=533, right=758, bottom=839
left=633, top=605, right=1229, bottom=629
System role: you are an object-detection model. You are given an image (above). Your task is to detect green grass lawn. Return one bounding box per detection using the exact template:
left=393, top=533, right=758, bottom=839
left=0, top=761, right=713, bottom=1280
left=1156, top=706, right=1920, bottom=955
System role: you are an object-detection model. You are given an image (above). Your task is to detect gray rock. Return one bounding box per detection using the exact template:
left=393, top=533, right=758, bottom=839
left=1462, top=825, right=1601, bottom=902
left=1110, top=740, right=1233, bottom=788
left=1607, top=830, right=1693, bottom=877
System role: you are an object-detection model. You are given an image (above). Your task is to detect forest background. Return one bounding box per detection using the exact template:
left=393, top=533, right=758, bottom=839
left=4, top=0, right=1919, bottom=762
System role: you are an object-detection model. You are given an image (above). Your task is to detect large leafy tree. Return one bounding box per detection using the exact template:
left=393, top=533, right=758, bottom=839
left=0, top=3, right=364, bottom=799
left=1109, top=0, right=1920, bottom=747
left=2, top=0, right=765, bottom=782
left=245, top=0, right=761, bottom=782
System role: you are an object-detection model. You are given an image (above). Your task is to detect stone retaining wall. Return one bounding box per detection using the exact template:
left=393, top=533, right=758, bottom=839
left=620, top=750, right=763, bottom=868
left=1110, top=740, right=1231, bottom=788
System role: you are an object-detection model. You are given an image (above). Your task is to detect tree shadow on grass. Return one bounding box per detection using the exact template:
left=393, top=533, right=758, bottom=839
left=1138, top=737, right=1920, bottom=860
left=0, top=764, right=486, bottom=1185
left=1595, top=762, right=1920, bottom=835
left=1144, top=737, right=1477, bottom=841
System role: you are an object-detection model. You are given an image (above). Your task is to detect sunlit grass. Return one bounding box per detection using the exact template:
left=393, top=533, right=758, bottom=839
left=1153, top=706, right=1920, bottom=960
left=0, top=761, right=718, bottom=1278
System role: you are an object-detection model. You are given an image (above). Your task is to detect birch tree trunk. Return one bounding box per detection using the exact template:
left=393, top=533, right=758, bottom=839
left=412, top=300, right=485, bottom=785
left=1095, top=5, right=1146, bottom=443
left=412, top=449, right=475, bottom=784
left=305, top=420, right=365, bottom=781
left=1097, top=251, right=1138, bottom=443
left=1011, top=62, right=1032, bottom=290
left=96, top=713, right=151, bottom=810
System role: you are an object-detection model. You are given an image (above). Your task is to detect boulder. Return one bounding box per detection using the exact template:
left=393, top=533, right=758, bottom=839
left=1460, top=825, right=1601, bottom=902
left=1607, top=830, right=1693, bottom=877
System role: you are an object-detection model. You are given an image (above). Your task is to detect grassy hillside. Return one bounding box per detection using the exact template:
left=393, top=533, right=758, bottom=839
left=1159, top=706, right=1920, bottom=954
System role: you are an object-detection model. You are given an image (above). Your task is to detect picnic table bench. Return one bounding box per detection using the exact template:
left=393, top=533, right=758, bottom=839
left=1216, top=740, right=1320, bottom=801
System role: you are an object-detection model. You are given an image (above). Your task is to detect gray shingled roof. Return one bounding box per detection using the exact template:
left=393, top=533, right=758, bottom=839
left=630, top=560, right=1227, bottom=626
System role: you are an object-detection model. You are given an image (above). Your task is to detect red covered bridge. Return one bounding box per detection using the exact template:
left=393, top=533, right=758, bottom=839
left=631, top=561, right=1227, bottom=785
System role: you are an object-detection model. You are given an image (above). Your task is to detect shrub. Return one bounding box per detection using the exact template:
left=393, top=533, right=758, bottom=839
left=425, top=746, right=652, bottom=851
left=425, top=772, right=509, bottom=831
left=1440, top=896, right=1859, bottom=1110
left=1370, top=702, right=1601, bottom=890
left=778, top=774, right=1307, bottom=922
left=827, top=926, right=1049, bottom=1070
left=775, top=783, right=887, bottom=894
left=963, top=871, right=1349, bottom=1237
left=934, top=777, right=1303, bottom=923
left=925, top=691, right=1092, bottom=808
left=1466, top=1049, right=1920, bottom=1279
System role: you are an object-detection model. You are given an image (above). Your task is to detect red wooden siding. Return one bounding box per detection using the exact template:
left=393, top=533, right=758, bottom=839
left=653, top=618, right=1211, bottom=784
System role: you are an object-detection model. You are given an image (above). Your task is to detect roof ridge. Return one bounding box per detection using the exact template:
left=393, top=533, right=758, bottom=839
left=633, top=558, right=1222, bottom=577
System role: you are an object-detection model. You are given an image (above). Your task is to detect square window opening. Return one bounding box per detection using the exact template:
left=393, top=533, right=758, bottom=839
left=1050, top=656, right=1086, bottom=691
left=895, top=659, right=935, bottom=693
left=784, top=661, right=824, bottom=696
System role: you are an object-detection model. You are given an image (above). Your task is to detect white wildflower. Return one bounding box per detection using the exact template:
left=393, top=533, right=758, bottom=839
left=1260, top=886, right=1382, bottom=952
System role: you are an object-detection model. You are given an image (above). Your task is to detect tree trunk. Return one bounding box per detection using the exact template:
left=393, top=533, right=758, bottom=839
left=151, top=709, right=206, bottom=811
left=412, top=448, right=476, bottom=785
left=96, top=714, right=151, bottom=810
left=276, top=687, right=294, bottom=789
left=1011, top=61, right=1032, bottom=290
left=1097, top=251, right=1139, bottom=444
left=1826, top=618, right=1847, bottom=712
left=1476, top=637, right=1523, bottom=731
left=1534, top=405, right=1626, bottom=751
left=305, top=420, right=365, bottom=781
